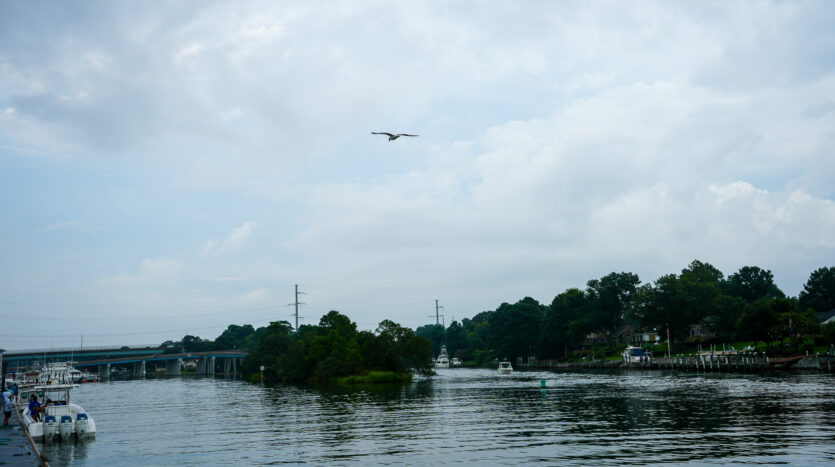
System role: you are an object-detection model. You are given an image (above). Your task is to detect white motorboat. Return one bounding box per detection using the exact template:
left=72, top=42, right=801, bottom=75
left=435, top=345, right=450, bottom=368
left=622, top=346, right=650, bottom=363
left=18, top=362, right=96, bottom=442
left=19, top=383, right=96, bottom=442
left=497, top=361, right=513, bottom=374
left=451, top=357, right=463, bottom=368
left=39, top=362, right=84, bottom=384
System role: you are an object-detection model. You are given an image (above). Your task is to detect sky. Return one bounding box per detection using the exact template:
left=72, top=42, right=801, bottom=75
left=1, top=1, right=834, bottom=350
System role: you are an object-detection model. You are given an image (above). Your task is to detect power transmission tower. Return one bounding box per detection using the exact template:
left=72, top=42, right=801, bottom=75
left=287, top=284, right=306, bottom=331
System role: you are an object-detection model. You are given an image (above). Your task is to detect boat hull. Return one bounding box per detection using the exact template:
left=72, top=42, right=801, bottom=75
left=22, top=403, right=97, bottom=441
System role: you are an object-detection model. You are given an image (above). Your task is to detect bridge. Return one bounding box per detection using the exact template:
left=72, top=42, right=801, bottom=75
left=2, top=346, right=247, bottom=378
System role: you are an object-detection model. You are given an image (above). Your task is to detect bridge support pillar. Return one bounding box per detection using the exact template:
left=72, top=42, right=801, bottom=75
left=166, top=358, right=182, bottom=376
left=99, top=363, right=111, bottom=379
left=224, top=357, right=231, bottom=376
left=196, top=357, right=215, bottom=376
left=134, top=360, right=146, bottom=378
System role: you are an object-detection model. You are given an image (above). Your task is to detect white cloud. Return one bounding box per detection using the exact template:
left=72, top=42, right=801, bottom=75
left=239, top=288, right=269, bottom=301
left=2, top=1, right=835, bottom=345
left=102, top=257, right=182, bottom=288
left=203, top=221, right=259, bottom=256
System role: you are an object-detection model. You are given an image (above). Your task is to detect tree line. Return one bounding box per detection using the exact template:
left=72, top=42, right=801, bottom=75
left=160, top=312, right=434, bottom=383
left=158, top=262, right=834, bottom=375
left=416, top=262, right=835, bottom=363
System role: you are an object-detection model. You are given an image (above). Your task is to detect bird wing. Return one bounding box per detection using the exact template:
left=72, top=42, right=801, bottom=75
left=397, top=134, right=419, bottom=137
left=372, top=132, right=395, bottom=137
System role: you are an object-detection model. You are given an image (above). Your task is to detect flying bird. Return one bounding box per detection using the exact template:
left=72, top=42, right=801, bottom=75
left=371, top=132, right=419, bottom=141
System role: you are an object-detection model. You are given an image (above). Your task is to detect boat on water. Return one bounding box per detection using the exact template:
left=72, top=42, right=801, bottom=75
left=435, top=345, right=450, bottom=368
left=451, top=357, right=463, bottom=368
left=622, top=346, right=650, bottom=363
left=19, top=383, right=96, bottom=442
left=497, top=361, right=513, bottom=374
left=40, top=362, right=85, bottom=384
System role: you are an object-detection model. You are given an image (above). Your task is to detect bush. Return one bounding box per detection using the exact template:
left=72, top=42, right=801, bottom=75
left=337, top=371, right=412, bottom=385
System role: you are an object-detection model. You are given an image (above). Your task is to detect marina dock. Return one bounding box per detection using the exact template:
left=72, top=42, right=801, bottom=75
left=520, top=353, right=835, bottom=373
left=0, top=408, right=44, bottom=466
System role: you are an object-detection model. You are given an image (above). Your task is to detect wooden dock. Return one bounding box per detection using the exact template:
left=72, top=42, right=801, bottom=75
left=0, top=407, right=45, bottom=466
left=519, top=353, right=835, bottom=373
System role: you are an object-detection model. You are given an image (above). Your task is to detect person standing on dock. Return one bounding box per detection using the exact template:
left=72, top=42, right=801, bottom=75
left=2, top=390, right=12, bottom=425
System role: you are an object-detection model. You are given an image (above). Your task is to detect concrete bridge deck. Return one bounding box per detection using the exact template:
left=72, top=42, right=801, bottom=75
left=72, top=350, right=247, bottom=377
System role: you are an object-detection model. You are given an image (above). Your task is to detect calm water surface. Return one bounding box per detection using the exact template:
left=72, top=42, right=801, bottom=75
left=39, top=369, right=835, bottom=465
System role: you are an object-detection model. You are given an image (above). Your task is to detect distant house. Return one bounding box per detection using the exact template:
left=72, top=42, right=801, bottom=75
left=816, top=310, right=835, bottom=325
left=688, top=323, right=714, bottom=341
left=583, top=332, right=607, bottom=346
left=617, top=324, right=660, bottom=346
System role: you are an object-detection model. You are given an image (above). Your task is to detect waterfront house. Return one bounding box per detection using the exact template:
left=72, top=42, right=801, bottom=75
left=816, top=310, right=835, bottom=325
left=688, top=323, right=714, bottom=341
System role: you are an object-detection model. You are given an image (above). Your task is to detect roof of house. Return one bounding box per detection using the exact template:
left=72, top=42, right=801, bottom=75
left=817, top=310, right=835, bottom=324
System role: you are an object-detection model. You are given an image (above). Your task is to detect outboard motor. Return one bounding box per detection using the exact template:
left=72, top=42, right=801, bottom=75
left=59, top=415, right=73, bottom=440
left=43, top=415, right=58, bottom=443
left=75, top=413, right=89, bottom=438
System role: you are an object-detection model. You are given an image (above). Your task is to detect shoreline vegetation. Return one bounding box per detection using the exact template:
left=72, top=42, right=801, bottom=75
left=154, top=261, right=834, bottom=383
left=240, top=311, right=433, bottom=384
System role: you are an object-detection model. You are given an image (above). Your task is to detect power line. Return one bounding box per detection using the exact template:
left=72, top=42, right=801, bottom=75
left=0, top=318, right=274, bottom=339
left=0, top=305, right=278, bottom=321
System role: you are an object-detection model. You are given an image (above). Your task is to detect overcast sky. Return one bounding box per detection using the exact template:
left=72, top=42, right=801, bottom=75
left=2, top=1, right=834, bottom=350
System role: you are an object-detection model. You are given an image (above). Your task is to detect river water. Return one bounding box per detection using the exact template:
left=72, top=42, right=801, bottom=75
left=38, top=369, right=835, bottom=466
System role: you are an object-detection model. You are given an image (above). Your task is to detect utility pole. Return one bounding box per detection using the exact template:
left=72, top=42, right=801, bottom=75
left=435, top=300, right=440, bottom=325
left=288, top=284, right=306, bottom=332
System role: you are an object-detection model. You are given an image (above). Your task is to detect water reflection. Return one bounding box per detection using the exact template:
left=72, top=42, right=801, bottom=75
left=31, top=370, right=835, bottom=465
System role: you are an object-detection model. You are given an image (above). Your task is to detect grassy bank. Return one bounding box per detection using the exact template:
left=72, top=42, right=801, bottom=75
left=337, top=371, right=413, bottom=385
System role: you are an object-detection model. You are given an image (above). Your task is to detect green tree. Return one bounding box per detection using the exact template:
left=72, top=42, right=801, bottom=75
left=375, top=320, right=433, bottom=374
left=712, top=295, right=747, bottom=340
left=213, top=324, right=257, bottom=350
left=445, top=321, right=469, bottom=360
left=798, top=266, right=835, bottom=314
left=780, top=308, right=820, bottom=353
left=725, top=266, right=785, bottom=303
left=489, top=297, right=545, bottom=361
left=542, top=288, right=587, bottom=358
left=631, top=275, right=692, bottom=342
left=415, top=324, right=446, bottom=357
left=584, top=272, right=641, bottom=342
left=679, top=260, right=724, bottom=328
left=737, top=298, right=786, bottom=354
left=241, top=321, right=295, bottom=379
left=181, top=334, right=212, bottom=352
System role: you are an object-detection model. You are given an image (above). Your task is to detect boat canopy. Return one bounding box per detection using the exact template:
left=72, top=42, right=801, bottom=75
left=628, top=348, right=647, bottom=357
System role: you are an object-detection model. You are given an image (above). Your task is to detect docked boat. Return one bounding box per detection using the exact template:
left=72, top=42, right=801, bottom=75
left=451, top=357, right=463, bottom=368
left=39, top=362, right=84, bottom=384
left=622, top=346, right=650, bottom=363
left=497, top=361, right=513, bottom=374
left=435, top=345, right=450, bottom=368
left=19, top=383, right=96, bottom=442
